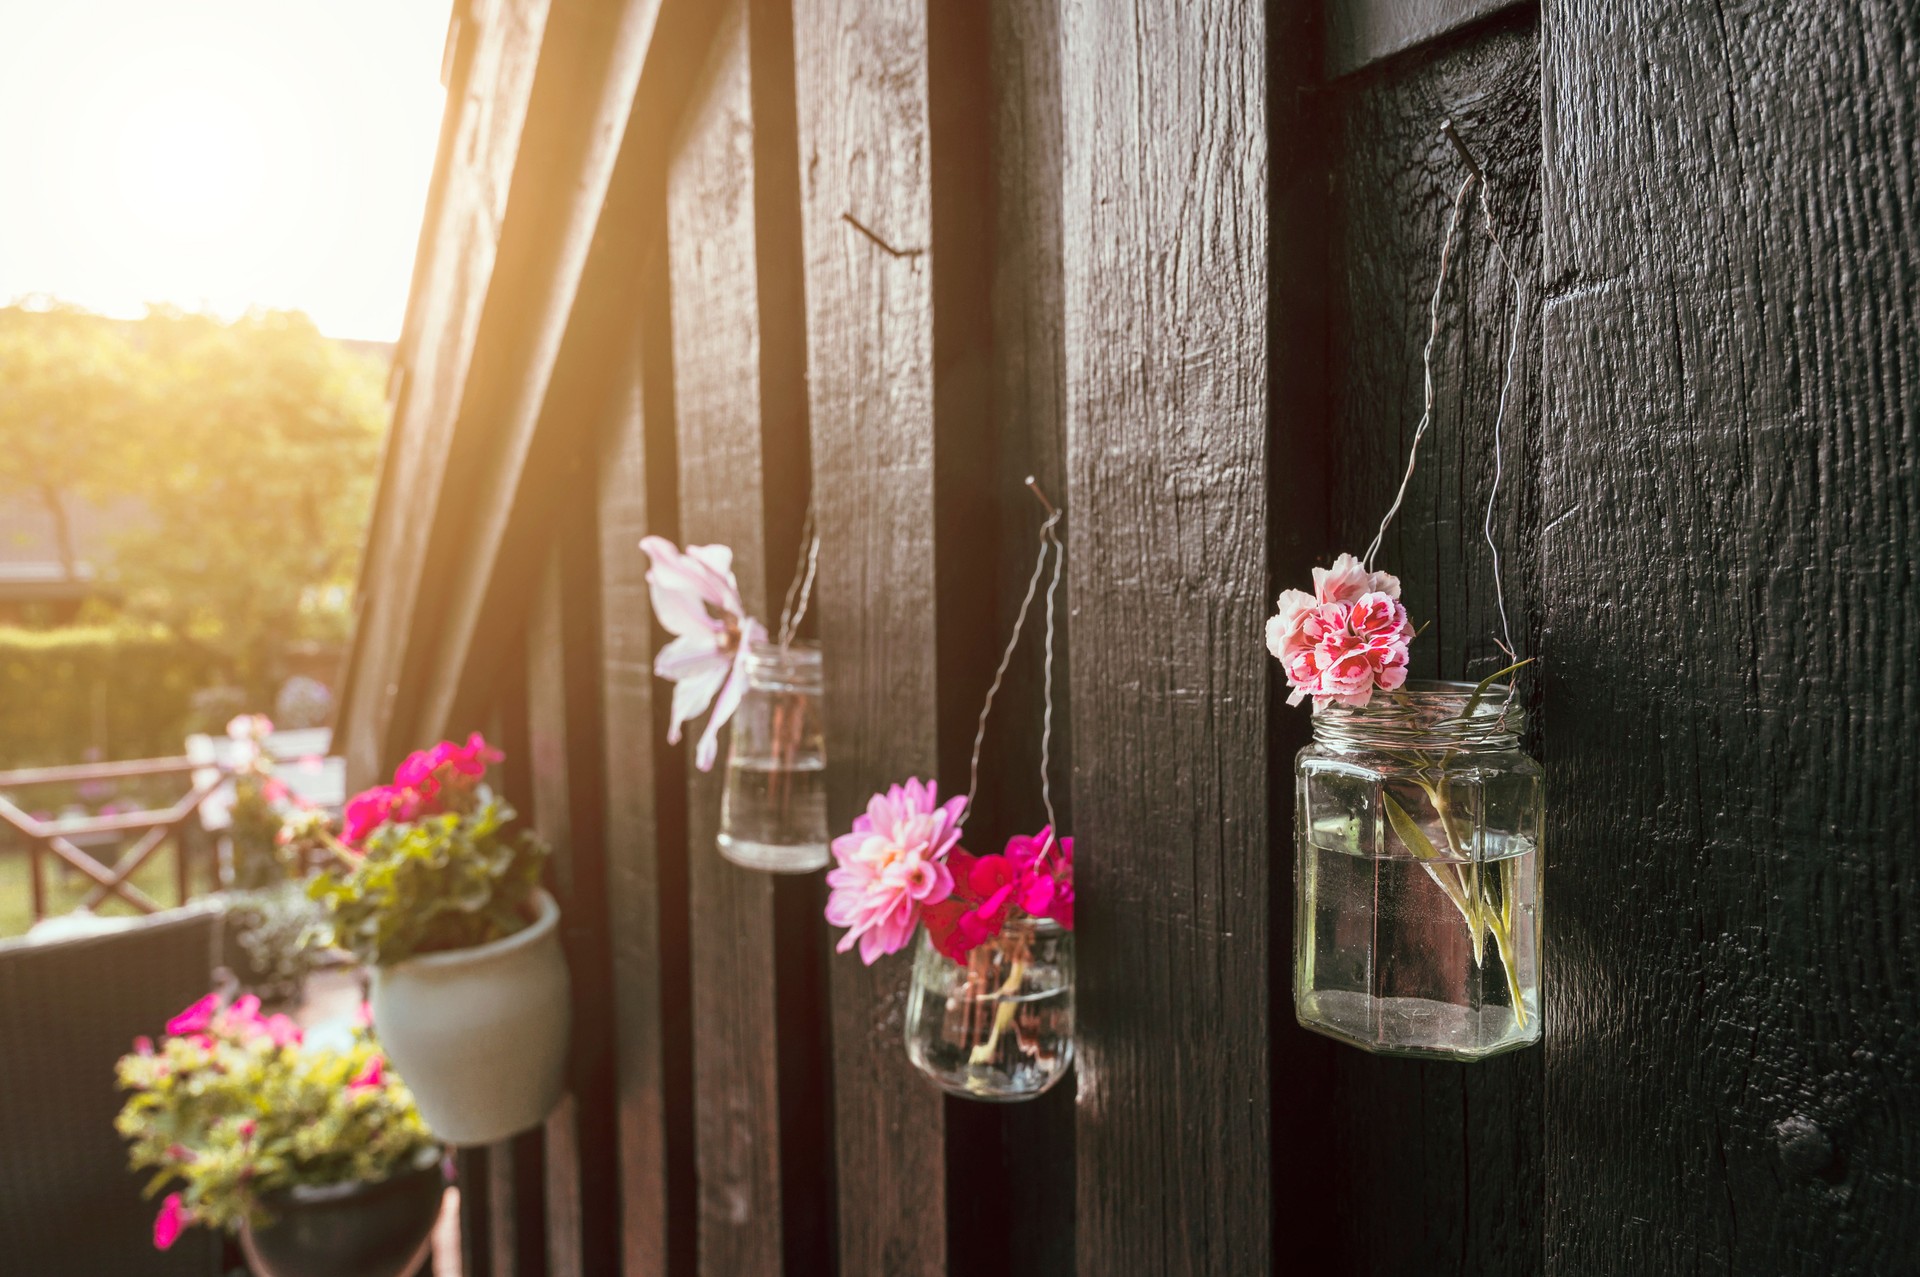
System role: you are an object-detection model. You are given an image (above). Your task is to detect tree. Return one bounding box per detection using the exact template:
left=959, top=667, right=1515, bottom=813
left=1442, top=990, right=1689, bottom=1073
left=108, top=308, right=388, bottom=688
left=0, top=304, right=388, bottom=694
left=0, top=306, right=146, bottom=578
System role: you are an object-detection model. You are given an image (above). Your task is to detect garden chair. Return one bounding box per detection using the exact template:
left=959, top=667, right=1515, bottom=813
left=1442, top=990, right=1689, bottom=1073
left=0, top=902, right=227, bottom=1275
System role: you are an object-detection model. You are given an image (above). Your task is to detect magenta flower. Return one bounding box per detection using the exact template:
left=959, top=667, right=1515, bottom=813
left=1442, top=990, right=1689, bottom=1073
left=640, top=536, right=768, bottom=772
left=153, top=1193, right=188, bottom=1250
left=166, top=993, right=219, bottom=1037
left=341, top=785, right=399, bottom=847
left=824, top=779, right=965, bottom=964
left=1268, top=554, right=1413, bottom=709
left=925, top=827, right=1075, bottom=962
left=348, top=1055, right=385, bottom=1093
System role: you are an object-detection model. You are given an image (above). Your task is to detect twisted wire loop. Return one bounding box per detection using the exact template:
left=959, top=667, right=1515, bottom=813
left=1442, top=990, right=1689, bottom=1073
left=964, top=496, right=1065, bottom=827
left=1361, top=126, right=1535, bottom=700
left=776, top=499, right=820, bottom=650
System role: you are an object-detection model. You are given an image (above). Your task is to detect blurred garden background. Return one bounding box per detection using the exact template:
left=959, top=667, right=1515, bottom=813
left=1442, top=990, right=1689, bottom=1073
left=0, top=0, right=449, bottom=938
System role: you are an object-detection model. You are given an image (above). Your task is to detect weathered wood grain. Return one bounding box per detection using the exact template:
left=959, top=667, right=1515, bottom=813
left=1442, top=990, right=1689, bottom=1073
left=1320, top=21, right=1546, bottom=1275
left=664, top=1, right=830, bottom=1271
left=793, top=0, right=950, bottom=1270
left=1059, top=1, right=1271, bottom=1273
left=1540, top=4, right=1920, bottom=1273
left=596, top=249, right=696, bottom=1276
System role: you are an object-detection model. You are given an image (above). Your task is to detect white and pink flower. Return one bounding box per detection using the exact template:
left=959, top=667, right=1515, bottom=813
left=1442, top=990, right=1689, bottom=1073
left=1267, top=554, right=1414, bottom=709
left=824, top=778, right=966, bottom=965
left=640, top=536, right=769, bottom=772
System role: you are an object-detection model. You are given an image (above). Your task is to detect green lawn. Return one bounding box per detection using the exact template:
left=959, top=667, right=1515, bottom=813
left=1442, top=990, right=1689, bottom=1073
left=0, top=842, right=218, bottom=939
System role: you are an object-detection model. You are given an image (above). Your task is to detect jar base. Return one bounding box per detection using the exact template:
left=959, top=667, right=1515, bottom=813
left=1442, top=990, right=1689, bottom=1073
left=1296, top=989, right=1540, bottom=1061
left=717, top=835, right=830, bottom=874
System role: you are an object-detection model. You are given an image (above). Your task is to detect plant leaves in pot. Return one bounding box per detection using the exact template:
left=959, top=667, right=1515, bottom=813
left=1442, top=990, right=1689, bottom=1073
left=307, top=734, right=571, bottom=1145
left=116, top=990, right=442, bottom=1275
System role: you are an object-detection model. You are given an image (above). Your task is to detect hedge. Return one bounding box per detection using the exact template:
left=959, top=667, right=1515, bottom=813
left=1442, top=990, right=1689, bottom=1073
left=0, top=625, right=233, bottom=768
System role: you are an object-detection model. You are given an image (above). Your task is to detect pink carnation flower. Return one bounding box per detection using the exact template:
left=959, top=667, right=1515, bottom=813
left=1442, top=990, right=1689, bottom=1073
left=1267, top=555, right=1414, bottom=709
left=824, top=779, right=965, bottom=964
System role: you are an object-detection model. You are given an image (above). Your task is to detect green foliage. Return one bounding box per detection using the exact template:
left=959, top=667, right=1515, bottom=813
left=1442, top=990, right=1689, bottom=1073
left=228, top=775, right=292, bottom=890
left=309, top=789, right=548, bottom=967
left=0, top=304, right=387, bottom=687
left=0, top=623, right=227, bottom=767
left=115, top=1000, right=437, bottom=1237
left=225, top=884, right=330, bottom=1006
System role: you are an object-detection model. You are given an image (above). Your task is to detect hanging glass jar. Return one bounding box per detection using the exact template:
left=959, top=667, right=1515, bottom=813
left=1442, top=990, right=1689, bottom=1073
left=906, top=914, right=1074, bottom=1101
left=1295, top=680, right=1542, bottom=1059
left=717, top=640, right=829, bottom=873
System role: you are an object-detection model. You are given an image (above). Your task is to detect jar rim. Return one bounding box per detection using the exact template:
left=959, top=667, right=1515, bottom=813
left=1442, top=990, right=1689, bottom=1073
left=747, top=638, right=821, bottom=666
left=1311, top=678, right=1523, bottom=746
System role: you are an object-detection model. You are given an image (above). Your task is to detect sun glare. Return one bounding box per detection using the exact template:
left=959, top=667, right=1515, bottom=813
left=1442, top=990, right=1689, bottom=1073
left=0, top=1, right=450, bottom=340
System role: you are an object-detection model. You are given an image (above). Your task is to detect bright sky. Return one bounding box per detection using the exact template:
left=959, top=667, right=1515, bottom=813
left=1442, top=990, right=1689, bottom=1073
left=0, top=0, right=450, bottom=341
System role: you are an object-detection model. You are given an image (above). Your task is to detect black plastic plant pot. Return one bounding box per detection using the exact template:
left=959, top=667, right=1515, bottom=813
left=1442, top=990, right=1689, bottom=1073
left=239, top=1155, right=445, bottom=1277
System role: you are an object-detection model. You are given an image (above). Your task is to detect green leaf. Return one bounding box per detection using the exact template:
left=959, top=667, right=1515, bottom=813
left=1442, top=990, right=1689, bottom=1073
left=1384, top=792, right=1444, bottom=863
left=1456, top=657, right=1536, bottom=722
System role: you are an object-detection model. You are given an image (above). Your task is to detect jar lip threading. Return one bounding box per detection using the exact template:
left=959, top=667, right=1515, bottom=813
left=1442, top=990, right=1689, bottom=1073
left=1310, top=679, right=1523, bottom=748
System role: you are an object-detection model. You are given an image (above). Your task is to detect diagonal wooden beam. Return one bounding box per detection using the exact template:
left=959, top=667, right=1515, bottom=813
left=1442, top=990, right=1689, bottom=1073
left=78, top=824, right=172, bottom=913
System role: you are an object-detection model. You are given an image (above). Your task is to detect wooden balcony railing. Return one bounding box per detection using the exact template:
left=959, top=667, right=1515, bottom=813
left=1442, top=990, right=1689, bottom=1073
left=0, top=757, right=230, bottom=925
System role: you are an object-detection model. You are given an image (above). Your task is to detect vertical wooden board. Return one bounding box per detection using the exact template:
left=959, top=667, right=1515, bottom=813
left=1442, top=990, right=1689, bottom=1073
left=1319, top=21, right=1545, bottom=1276
left=793, top=0, right=947, bottom=1271
left=1540, top=4, right=1919, bottom=1274
left=527, top=512, right=620, bottom=1276
left=665, top=4, right=791, bottom=1272
left=597, top=253, right=696, bottom=1276
left=1059, top=1, right=1270, bottom=1274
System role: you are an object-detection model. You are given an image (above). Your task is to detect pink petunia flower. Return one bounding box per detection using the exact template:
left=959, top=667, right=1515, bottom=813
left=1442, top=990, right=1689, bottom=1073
left=348, top=1055, right=385, bottom=1093
left=153, top=1194, right=188, bottom=1250
left=165, top=993, right=219, bottom=1037
left=640, top=536, right=769, bottom=773
left=824, top=779, right=965, bottom=964
left=1268, top=557, right=1414, bottom=709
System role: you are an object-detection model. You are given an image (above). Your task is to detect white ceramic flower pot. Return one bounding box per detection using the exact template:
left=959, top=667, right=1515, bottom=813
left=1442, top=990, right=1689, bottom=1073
left=369, top=890, right=570, bottom=1146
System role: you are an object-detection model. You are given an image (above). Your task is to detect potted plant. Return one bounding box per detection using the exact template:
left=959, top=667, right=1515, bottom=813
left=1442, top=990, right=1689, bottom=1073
left=305, top=734, right=569, bottom=1145
left=116, top=991, right=444, bottom=1277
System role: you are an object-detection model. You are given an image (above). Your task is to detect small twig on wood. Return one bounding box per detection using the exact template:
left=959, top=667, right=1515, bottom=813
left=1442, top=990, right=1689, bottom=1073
left=840, top=211, right=924, bottom=259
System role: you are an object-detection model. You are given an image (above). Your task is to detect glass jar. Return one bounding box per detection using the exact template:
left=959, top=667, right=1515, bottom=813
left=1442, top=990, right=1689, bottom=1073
left=717, top=641, right=829, bottom=873
left=1295, top=680, right=1542, bottom=1059
left=905, top=916, right=1074, bottom=1101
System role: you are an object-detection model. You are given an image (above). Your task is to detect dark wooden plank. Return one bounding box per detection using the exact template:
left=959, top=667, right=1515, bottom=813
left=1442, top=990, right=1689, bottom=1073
left=526, top=508, right=621, bottom=1277
left=1319, top=20, right=1545, bottom=1276
left=488, top=682, right=551, bottom=1277
left=596, top=244, right=697, bottom=1275
left=1325, top=0, right=1531, bottom=79
left=1059, top=1, right=1271, bottom=1273
left=457, top=1148, right=493, bottom=1277
left=663, top=0, right=825, bottom=1271
left=792, top=0, right=953, bottom=1270
left=1540, top=4, right=1920, bottom=1274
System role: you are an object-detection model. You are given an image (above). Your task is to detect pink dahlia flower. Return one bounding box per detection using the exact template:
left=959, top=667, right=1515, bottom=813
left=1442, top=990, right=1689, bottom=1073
left=825, top=778, right=965, bottom=965
left=640, top=536, right=769, bottom=773
left=1267, top=555, right=1414, bottom=709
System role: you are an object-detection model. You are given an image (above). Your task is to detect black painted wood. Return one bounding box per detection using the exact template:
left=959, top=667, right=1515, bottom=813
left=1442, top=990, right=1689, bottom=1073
left=1319, top=19, right=1546, bottom=1276
left=595, top=242, right=699, bottom=1277
left=1539, top=4, right=1920, bottom=1273
left=1060, top=1, right=1272, bottom=1273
